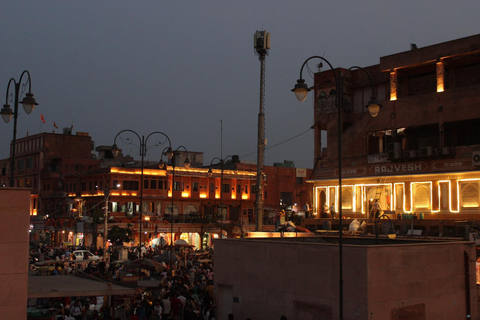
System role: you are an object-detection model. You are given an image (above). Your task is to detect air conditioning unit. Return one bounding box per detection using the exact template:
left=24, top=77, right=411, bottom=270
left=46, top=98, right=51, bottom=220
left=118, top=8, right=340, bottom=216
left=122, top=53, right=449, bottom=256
left=433, top=147, right=450, bottom=156
left=473, top=152, right=480, bottom=166
left=420, top=146, right=433, bottom=157
left=387, top=142, right=401, bottom=160
left=403, top=150, right=417, bottom=158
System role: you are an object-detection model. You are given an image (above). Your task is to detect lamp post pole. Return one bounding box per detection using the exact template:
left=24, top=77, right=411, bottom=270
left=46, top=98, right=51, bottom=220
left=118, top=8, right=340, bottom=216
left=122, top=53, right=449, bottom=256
left=1, top=70, right=38, bottom=187
left=292, top=56, right=381, bottom=320
left=113, top=130, right=172, bottom=247
left=208, top=155, right=233, bottom=239
left=103, top=188, right=110, bottom=262
left=165, top=146, right=190, bottom=276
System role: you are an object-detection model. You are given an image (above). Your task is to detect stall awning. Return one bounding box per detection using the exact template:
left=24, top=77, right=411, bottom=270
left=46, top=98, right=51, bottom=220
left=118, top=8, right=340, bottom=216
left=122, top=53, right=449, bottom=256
left=28, top=275, right=139, bottom=298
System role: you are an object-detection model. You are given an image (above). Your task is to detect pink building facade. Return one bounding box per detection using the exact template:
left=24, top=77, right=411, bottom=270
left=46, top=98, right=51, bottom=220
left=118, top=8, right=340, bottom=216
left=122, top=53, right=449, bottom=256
left=0, top=188, right=30, bottom=320
left=214, top=237, right=478, bottom=320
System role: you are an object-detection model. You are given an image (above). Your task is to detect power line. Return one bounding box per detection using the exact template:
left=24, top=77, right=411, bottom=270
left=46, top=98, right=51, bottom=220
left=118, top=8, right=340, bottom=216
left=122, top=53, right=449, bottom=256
left=239, top=127, right=312, bottom=160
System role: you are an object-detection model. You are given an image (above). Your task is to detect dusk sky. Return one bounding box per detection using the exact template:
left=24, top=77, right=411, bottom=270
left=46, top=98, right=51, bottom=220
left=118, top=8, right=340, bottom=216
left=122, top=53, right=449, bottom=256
left=1, top=1, right=479, bottom=169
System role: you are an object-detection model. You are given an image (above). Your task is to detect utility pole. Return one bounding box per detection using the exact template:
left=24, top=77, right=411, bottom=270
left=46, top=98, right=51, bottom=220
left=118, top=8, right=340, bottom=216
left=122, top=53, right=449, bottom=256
left=103, top=187, right=110, bottom=262
left=254, top=30, right=270, bottom=231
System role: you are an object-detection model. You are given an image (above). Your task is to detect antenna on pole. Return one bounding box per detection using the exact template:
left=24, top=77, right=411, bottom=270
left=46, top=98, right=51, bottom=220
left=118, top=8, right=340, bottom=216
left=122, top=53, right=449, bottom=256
left=221, top=119, right=223, bottom=159
left=254, top=30, right=270, bottom=232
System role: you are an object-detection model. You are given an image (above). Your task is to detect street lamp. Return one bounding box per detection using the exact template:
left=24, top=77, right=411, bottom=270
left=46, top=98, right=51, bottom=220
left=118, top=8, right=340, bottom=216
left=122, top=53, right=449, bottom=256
left=159, top=146, right=190, bottom=275
left=1, top=70, right=38, bottom=187
left=208, top=155, right=233, bottom=238
left=292, top=56, right=381, bottom=320
left=112, top=130, right=172, bottom=246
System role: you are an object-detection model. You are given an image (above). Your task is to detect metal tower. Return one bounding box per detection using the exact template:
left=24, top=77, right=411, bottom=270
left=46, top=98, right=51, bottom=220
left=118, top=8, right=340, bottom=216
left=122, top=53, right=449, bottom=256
left=254, top=30, right=270, bottom=231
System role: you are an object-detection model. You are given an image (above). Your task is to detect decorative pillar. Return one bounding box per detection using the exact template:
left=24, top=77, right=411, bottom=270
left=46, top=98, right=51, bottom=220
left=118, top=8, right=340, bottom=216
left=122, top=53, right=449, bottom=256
left=390, top=71, right=397, bottom=101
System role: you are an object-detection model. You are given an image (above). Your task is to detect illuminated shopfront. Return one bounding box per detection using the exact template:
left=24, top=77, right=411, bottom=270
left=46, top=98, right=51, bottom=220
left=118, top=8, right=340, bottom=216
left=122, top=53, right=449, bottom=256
left=312, top=163, right=480, bottom=218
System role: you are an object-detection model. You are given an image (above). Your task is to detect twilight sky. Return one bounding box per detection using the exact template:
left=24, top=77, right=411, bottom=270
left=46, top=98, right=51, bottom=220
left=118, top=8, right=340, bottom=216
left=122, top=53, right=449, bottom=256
left=1, top=1, right=479, bottom=169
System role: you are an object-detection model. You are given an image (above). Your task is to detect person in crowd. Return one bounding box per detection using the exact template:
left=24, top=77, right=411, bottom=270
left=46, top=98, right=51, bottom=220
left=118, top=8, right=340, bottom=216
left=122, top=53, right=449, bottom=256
left=330, top=202, right=336, bottom=219
left=69, top=300, right=83, bottom=320
left=371, top=199, right=382, bottom=220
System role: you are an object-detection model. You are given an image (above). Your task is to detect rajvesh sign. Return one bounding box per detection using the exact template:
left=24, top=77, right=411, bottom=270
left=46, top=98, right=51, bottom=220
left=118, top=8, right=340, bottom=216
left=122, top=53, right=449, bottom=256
left=369, top=162, right=427, bottom=175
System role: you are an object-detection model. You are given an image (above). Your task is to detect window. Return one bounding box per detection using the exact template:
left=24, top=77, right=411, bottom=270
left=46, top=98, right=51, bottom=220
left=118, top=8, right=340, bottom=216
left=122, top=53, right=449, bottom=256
left=444, top=119, right=480, bottom=147
left=237, top=184, right=241, bottom=194
left=158, top=179, right=164, bottom=190
left=123, top=181, right=139, bottom=191
left=185, top=205, right=198, bottom=215
left=193, top=182, right=199, bottom=192
left=150, top=179, right=157, bottom=189
left=144, top=179, right=149, bottom=189
left=173, top=181, right=181, bottom=191
left=210, top=183, right=214, bottom=193
left=26, top=158, right=33, bottom=169
left=222, top=184, right=230, bottom=193
left=17, top=159, right=25, bottom=171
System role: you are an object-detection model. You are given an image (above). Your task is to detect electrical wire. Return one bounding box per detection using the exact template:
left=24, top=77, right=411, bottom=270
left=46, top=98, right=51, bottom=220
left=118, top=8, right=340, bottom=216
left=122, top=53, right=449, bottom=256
left=239, top=127, right=312, bottom=160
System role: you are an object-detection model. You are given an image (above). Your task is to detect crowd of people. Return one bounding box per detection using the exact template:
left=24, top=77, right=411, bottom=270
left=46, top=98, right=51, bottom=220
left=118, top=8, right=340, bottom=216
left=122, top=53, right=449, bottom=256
left=29, top=241, right=216, bottom=320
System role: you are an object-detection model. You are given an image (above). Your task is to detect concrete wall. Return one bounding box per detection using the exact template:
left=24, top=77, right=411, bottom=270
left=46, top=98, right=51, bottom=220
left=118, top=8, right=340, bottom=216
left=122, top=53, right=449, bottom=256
left=214, top=238, right=477, bottom=320
left=367, top=242, right=477, bottom=320
left=0, top=188, right=31, bottom=320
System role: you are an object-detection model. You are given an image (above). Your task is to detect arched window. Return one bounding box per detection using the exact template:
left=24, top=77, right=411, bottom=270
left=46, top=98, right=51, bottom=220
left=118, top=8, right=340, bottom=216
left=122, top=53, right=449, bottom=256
left=164, top=204, right=179, bottom=216
left=184, top=205, right=197, bottom=215
left=461, top=182, right=480, bottom=208
left=342, top=187, right=353, bottom=210
left=413, top=183, right=430, bottom=209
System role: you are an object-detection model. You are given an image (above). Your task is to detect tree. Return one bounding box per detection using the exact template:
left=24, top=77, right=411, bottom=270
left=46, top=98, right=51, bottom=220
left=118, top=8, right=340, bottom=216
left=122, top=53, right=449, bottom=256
left=108, top=225, right=133, bottom=245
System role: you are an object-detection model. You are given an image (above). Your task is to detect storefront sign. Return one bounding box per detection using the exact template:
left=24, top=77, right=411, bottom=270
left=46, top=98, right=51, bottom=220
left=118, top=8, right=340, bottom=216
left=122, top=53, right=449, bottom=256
left=469, top=233, right=480, bottom=245
left=334, top=167, right=366, bottom=177
left=296, top=168, right=307, bottom=178
left=368, top=153, right=388, bottom=163
left=432, top=160, right=470, bottom=171
left=369, top=162, right=427, bottom=175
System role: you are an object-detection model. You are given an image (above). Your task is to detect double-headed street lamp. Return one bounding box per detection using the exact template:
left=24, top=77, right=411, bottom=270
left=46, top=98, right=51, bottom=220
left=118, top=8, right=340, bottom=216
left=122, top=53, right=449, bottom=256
left=208, top=155, right=233, bottom=239
left=292, top=56, right=381, bottom=320
left=159, top=146, right=190, bottom=275
left=1, top=70, right=38, bottom=187
left=112, top=130, right=173, bottom=246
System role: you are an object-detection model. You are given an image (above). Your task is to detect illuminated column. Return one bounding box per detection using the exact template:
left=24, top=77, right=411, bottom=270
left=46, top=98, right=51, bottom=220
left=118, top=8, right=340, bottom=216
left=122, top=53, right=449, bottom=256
left=451, top=179, right=459, bottom=212
left=405, top=182, right=412, bottom=212
left=436, top=61, right=445, bottom=92
left=390, top=71, right=397, bottom=101
left=432, top=180, right=439, bottom=212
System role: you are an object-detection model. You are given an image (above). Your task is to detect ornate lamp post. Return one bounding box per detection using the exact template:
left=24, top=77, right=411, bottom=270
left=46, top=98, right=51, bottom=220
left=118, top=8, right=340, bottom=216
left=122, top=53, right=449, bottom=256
left=112, top=130, right=172, bottom=246
left=292, top=56, right=381, bottom=320
left=1, top=70, right=38, bottom=187
left=159, top=146, right=190, bottom=275
left=208, top=155, right=233, bottom=238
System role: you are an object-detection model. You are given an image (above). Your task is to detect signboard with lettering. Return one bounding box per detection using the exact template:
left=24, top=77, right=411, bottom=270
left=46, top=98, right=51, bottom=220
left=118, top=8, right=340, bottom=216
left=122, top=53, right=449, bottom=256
left=368, top=153, right=388, bottom=164
left=310, top=158, right=478, bottom=181
left=296, top=168, right=307, bottom=178
left=369, top=162, right=428, bottom=175
left=469, top=233, right=480, bottom=245
left=432, top=160, right=471, bottom=172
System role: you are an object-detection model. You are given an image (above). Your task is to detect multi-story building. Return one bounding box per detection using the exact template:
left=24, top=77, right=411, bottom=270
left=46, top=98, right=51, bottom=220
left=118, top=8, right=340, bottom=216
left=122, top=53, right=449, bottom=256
left=307, top=34, right=480, bottom=235
left=1, top=129, right=313, bottom=247
left=78, top=149, right=312, bottom=248
left=0, top=130, right=100, bottom=244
